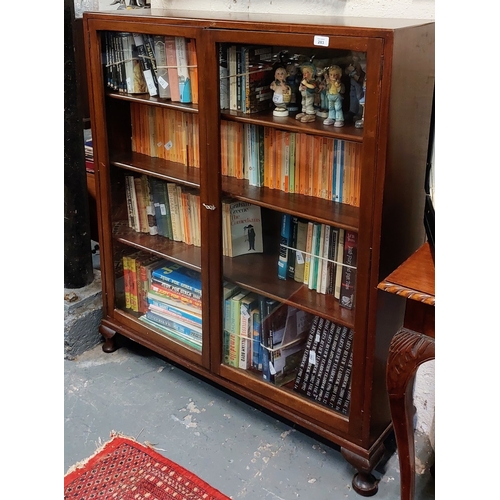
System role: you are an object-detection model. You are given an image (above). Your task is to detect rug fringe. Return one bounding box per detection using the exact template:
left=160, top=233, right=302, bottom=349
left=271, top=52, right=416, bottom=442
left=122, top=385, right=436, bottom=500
left=65, top=430, right=140, bottom=476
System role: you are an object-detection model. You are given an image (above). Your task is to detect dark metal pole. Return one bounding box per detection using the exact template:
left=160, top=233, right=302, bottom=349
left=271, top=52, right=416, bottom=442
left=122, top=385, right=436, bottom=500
left=64, top=0, right=94, bottom=288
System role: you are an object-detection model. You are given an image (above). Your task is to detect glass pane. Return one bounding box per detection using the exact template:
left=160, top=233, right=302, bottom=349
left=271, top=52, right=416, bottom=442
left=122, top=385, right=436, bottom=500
left=101, top=29, right=202, bottom=353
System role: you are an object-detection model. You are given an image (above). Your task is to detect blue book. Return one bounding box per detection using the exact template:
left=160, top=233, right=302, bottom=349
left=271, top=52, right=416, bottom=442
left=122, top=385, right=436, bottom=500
left=151, top=261, right=202, bottom=295
left=145, top=310, right=202, bottom=341
left=278, top=213, right=292, bottom=280
left=147, top=297, right=202, bottom=327
left=251, top=305, right=262, bottom=371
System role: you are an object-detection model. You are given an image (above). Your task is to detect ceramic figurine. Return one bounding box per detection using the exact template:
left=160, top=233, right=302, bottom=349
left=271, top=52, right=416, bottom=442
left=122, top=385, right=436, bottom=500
left=345, top=53, right=365, bottom=122
left=323, top=65, right=345, bottom=127
left=285, top=61, right=301, bottom=112
left=270, top=66, right=292, bottom=116
left=355, top=76, right=366, bottom=129
left=314, top=67, right=329, bottom=118
left=295, top=62, right=317, bottom=123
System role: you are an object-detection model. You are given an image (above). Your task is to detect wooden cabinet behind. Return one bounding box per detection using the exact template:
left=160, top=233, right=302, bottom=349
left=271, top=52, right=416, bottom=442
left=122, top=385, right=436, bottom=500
left=83, top=9, right=434, bottom=496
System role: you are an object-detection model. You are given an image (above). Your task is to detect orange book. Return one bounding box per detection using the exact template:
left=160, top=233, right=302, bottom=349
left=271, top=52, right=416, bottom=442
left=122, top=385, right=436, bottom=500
left=186, top=39, right=199, bottom=104
left=165, top=36, right=180, bottom=102
left=166, top=108, right=176, bottom=163
left=282, top=131, right=290, bottom=193
left=192, top=114, right=200, bottom=168
left=274, top=130, right=283, bottom=190
left=319, top=137, right=329, bottom=200
left=299, top=133, right=308, bottom=195
left=294, top=132, right=301, bottom=194
left=181, top=189, right=191, bottom=245
left=311, top=135, right=322, bottom=198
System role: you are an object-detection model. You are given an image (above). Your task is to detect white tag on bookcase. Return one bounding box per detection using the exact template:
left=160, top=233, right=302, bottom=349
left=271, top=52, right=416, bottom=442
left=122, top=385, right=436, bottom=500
left=158, top=76, right=169, bottom=89
left=269, top=361, right=277, bottom=375
left=309, top=350, right=316, bottom=365
left=296, top=251, right=304, bottom=264
left=313, top=35, right=330, bottom=47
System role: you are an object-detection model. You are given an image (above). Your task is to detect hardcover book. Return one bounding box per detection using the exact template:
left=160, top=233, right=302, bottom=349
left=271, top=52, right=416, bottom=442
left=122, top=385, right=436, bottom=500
left=223, top=200, right=263, bottom=257
left=339, top=231, right=358, bottom=310
left=151, top=261, right=202, bottom=296
left=153, top=35, right=171, bottom=99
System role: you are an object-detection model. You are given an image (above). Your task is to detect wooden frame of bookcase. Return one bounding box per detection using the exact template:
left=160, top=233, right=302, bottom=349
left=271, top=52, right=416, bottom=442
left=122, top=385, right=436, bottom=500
left=83, top=10, right=434, bottom=496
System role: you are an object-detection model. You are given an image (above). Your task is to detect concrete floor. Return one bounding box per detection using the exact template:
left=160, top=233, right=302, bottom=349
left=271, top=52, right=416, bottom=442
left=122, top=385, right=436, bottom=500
left=64, top=337, right=435, bottom=499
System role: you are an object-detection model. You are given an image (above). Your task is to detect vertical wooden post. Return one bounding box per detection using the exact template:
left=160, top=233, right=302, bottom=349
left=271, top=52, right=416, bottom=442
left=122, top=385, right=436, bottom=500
left=64, top=0, right=94, bottom=289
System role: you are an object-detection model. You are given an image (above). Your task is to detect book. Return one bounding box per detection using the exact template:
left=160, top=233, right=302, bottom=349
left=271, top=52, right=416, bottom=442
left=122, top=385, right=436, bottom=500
left=293, top=315, right=320, bottom=392
left=305, top=319, right=332, bottom=398
left=269, top=307, right=314, bottom=386
left=136, top=254, right=165, bottom=314
left=339, top=231, right=358, bottom=309
left=322, top=325, right=349, bottom=405
left=147, top=298, right=202, bottom=328
left=239, top=292, right=259, bottom=369
left=326, top=227, right=339, bottom=295
left=165, top=36, right=181, bottom=102
left=327, top=327, right=353, bottom=410
left=227, top=289, right=250, bottom=367
left=150, top=178, right=173, bottom=239
left=223, top=282, right=241, bottom=364
left=331, top=328, right=354, bottom=413
left=139, top=316, right=201, bottom=350
left=298, top=316, right=325, bottom=394
left=315, top=322, right=341, bottom=403
left=278, top=213, right=292, bottom=280
left=224, top=200, right=263, bottom=257
left=251, top=305, right=263, bottom=371
left=334, top=229, right=345, bottom=299
left=166, top=183, right=183, bottom=241
left=303, top=221, right=314, bottom=285
left=219, top=43, right=229, bottom=110
left=145, top=310, right=202, bottom=341
left=140, top=175, right=158, bottom=236
left=153, top=35, right=171, bottom=99
left=151, top=261, right=202, bottom=296
left=260, top=297, right=280, bottom=382
left=186, top=38, right=198, bottom=104
left=287, top=216, right=299, bottom=280
left=132, top=33, right=158, bottom=97
left=148, top=288, right=201, bottom=316
left=175, top=37, right=192, bottom=103
left=310, top=320, right=337, bottom=401
left=319, top=224, right=331, bottom=294
left=293, top=218, right=308, bottom=283
left=307, top=223, right=321, bottom=291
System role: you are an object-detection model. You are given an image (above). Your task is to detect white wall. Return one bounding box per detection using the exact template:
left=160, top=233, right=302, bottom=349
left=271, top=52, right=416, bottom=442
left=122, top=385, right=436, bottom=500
left=97, top=0, right=436, bottom=439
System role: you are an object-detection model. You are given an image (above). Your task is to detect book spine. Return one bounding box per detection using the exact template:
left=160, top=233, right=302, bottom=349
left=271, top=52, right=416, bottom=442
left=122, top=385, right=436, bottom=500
left=123, top=255, right=131, bottom=310
left=316, top=323, right=342, bottom=403
left=322, top=325, right=348, bottom=405
left=149, top=282, right=202, bottom=309
left=151, top=269, right=202, bottom=296
left=278, top=213, right=291, bottom=280
left=339, top=230, right=358, bottom=309
left=153, top=35, right=171, bottom=99
left=305, top=319, right=331, bottom=398
left=287, top=216, right=298, bottom=280
left=299, top=316, right=325, bottom=394
left=251, top=306, right=262, bottom=371
left=293, top=315, right=320, bottom=392
left=147, top=299, right=202, bottom=326
left=145, top=311, right=202, bottom=341
left=319, top=224, right=331, bottom=294
left=303, top=221, right=314, bottom=285
left=239, top=302, right=252, bottom=370
left=132, top=33, right=158, bottom=97
left=165, top=36, right=180, bottom=102
left=175, top=37, right=192, bottom=103
left=311, top=320, right=336, bottom=401
left=334, top=229, right=345, bottom=299
left=328, top=328, right=353, bottom=410
left=332, top=329, right=354, bottom=413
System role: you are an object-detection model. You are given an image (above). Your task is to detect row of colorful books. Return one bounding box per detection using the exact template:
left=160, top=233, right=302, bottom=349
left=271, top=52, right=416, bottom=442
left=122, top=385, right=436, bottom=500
left=124, top=174, right=201, bottom=247
left=103, top=32, right=198, bottom=103
left=223, top=283, right=315, bottom=386
left=123, top=253, right=203, bottom=350
left=219, top=44, right=275, bottom=114
left=294, top=316, right=354, bottom=415
left=221, top=121, right=361, bottom=206
left=279, top=214, right=358, bottom=310
left=130, top=103, right=200, bottom=167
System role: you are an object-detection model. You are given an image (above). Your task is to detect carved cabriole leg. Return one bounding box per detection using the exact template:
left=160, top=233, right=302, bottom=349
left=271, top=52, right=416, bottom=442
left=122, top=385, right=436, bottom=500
left=99, top=324, right=118, bottom=353
left=386, top=328, right=435, bottom=500
left=341, top=444, right=385, bottom=497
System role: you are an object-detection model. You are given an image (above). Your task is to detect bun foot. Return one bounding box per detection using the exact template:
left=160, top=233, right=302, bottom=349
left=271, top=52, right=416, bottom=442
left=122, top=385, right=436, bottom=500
left=352, top=472, right=379, bottom=497
left=99, top=324, right=118, bottom=353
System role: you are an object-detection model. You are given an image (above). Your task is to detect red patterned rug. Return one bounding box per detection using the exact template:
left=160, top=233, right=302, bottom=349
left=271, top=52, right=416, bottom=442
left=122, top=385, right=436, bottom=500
left=64, top=434, right=231, bottom=499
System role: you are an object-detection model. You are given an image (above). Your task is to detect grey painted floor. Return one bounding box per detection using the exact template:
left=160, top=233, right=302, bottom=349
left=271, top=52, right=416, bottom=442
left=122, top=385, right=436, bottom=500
left=64, top=338, right=435, bottom=499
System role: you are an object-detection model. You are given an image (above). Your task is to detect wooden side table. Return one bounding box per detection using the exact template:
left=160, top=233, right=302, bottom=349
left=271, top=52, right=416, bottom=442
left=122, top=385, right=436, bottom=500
left=378, top=242, right=435, bottom=500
